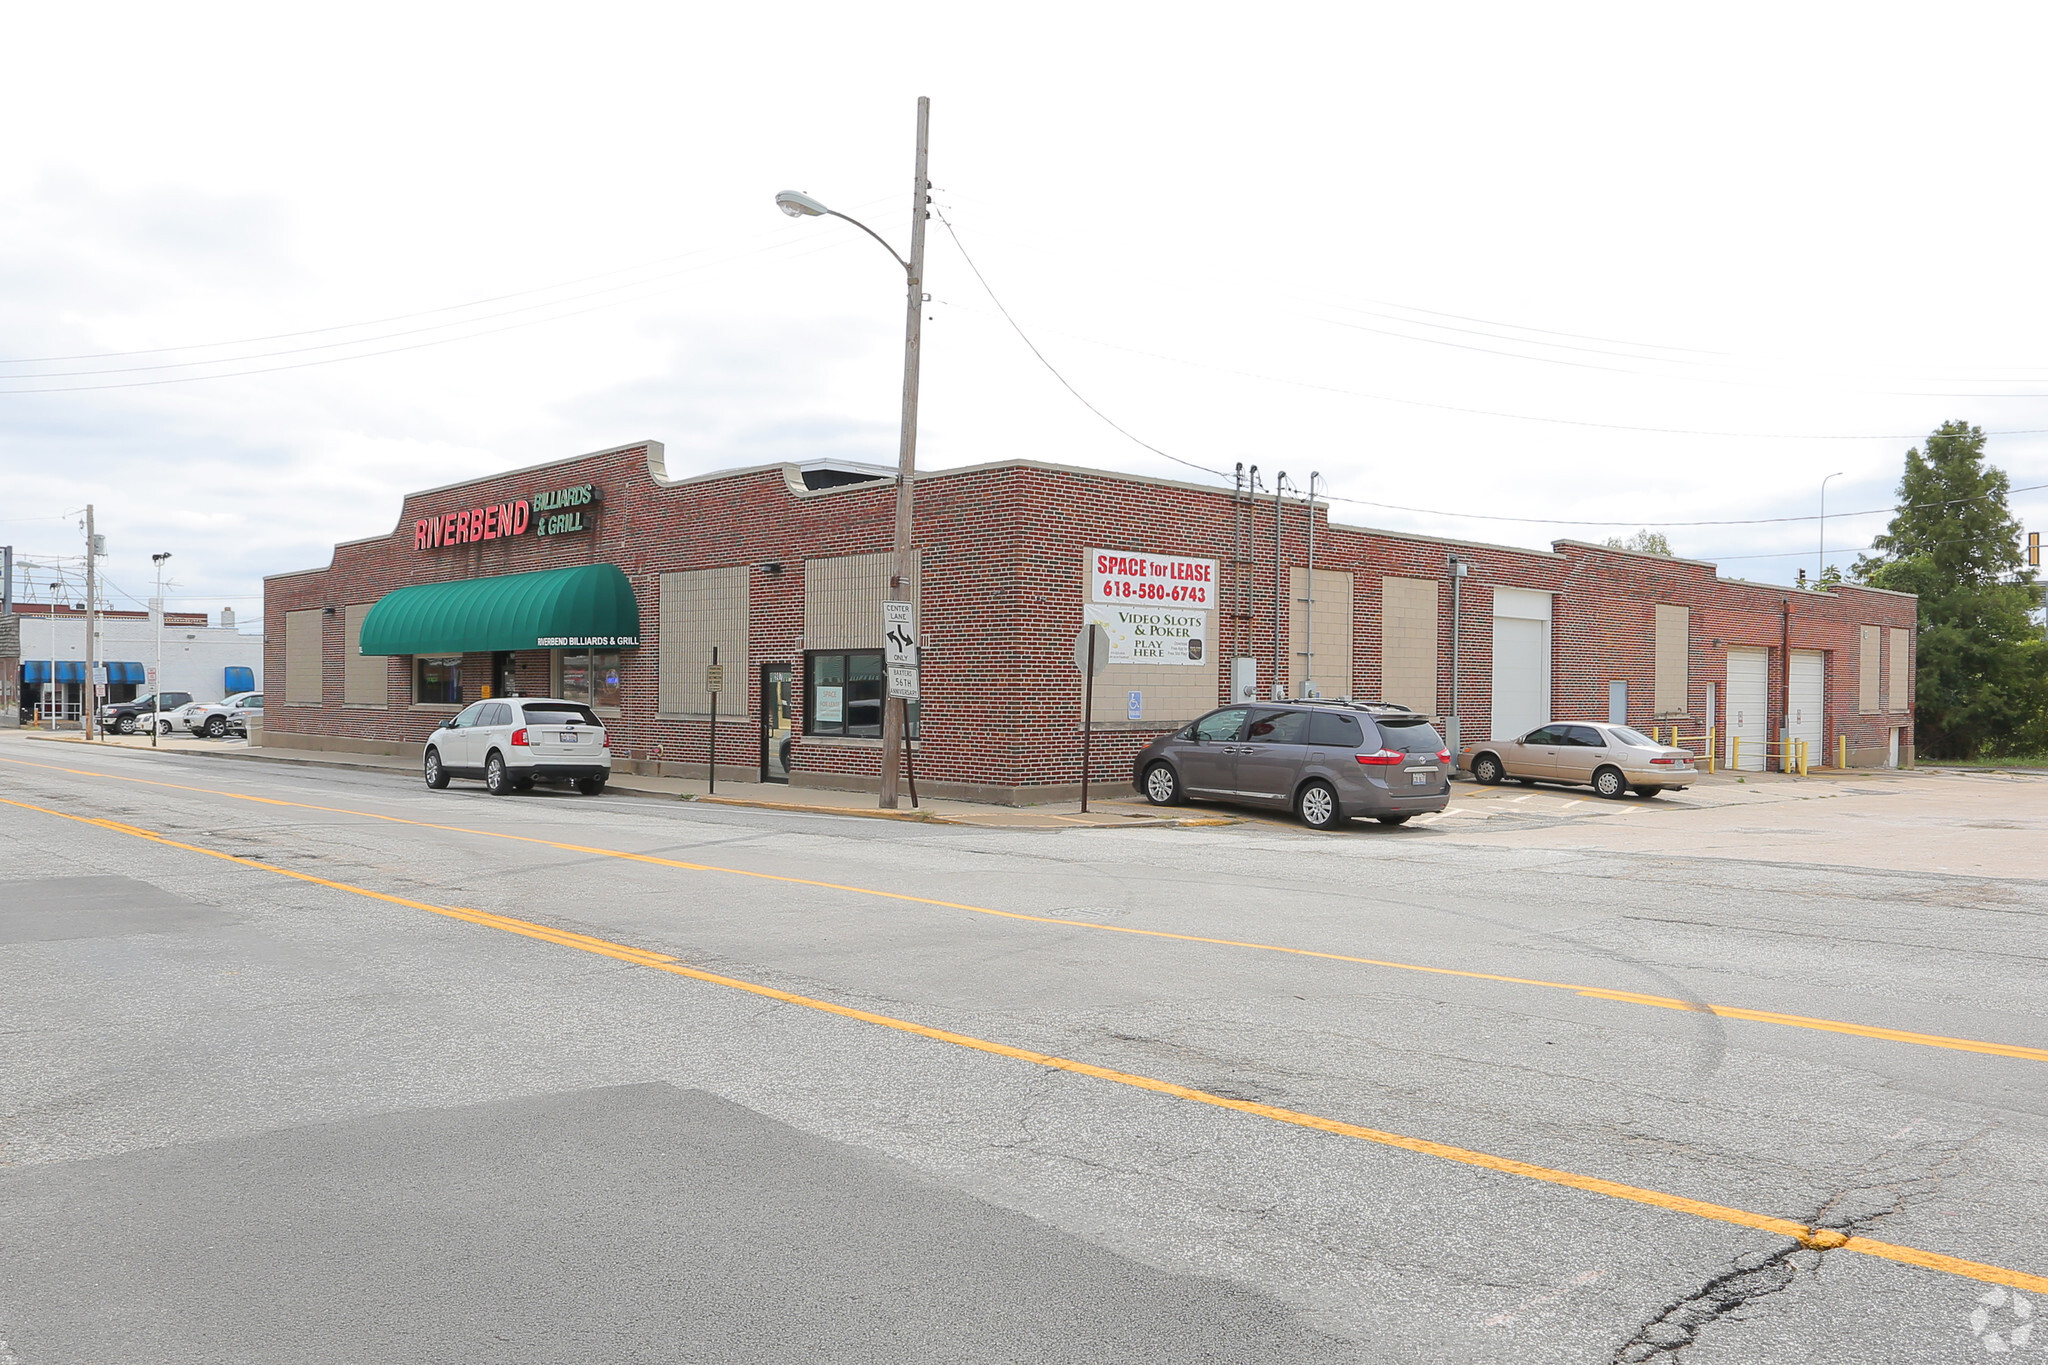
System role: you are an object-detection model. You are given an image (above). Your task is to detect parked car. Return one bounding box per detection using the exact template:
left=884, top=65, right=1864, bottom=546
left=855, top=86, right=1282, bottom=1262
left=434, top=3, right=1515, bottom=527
left=101, top=692, right=194, bottom=734
left=152, top=702, right=209, bottom=736
left=1460, top=722, right=1697, bottom=798
left=187, top=692, right=262, bottom=738
left=423, top=697, right=611, bottom=796
left=1133, top=699, right=1452, bottom=829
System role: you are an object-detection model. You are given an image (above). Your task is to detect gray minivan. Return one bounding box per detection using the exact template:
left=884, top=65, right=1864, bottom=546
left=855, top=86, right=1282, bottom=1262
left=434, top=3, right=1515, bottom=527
left=1132, top=701, right=1452, bottom=829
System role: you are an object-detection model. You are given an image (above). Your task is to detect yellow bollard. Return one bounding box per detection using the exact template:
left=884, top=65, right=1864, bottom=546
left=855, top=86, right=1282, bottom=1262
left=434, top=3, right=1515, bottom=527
left=1731, top=736, right=1740, bottom=772
left=1838, top=734, right=1848, bottom=770
left=1798, top=739, right=1808, bottom=777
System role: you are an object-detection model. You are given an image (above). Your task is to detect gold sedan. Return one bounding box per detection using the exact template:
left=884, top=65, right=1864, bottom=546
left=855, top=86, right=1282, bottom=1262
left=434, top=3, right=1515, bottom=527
left=1461, top=722, right=1697, bottom=798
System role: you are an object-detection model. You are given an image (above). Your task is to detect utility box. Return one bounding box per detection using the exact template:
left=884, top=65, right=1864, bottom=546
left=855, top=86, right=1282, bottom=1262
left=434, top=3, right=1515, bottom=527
left=1231, top=657, right=1258, bottom=704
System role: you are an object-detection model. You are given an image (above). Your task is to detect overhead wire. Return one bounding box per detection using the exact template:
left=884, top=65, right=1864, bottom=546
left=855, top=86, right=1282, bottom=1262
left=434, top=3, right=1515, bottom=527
left=0, top=195, right=904, bottom=368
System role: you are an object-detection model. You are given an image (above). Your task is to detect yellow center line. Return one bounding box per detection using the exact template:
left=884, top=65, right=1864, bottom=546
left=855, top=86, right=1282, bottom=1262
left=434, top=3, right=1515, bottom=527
left=3, top=753, right=2043, bottom=1065
left=4, top=789, right=2042, bottom=1297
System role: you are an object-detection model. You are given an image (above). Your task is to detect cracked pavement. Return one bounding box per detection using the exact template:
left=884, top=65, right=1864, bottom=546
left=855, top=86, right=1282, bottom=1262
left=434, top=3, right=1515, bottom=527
left=0, top=733, right=2043, bottom=1362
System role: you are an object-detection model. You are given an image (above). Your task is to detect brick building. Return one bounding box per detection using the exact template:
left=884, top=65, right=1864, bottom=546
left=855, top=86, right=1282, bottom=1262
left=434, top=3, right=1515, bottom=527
left=262, top=439, right=1919, bottom=801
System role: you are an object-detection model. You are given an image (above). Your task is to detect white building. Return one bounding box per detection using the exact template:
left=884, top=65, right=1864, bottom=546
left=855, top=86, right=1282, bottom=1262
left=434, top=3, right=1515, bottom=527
left=9, top=606, right=263, bottom=723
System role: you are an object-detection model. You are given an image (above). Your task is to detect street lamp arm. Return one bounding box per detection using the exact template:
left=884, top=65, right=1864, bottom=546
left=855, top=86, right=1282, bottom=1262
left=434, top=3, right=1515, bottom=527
left=824, top=209, right=912, bottom=275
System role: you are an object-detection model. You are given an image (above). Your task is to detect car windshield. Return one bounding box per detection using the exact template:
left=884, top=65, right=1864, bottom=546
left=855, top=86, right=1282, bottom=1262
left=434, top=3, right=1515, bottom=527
left=1377, top=717, right=1447, bottom=753
left=522, top=703, right=601, bottom=726
left=1608, top=726, right=1662, bottom=748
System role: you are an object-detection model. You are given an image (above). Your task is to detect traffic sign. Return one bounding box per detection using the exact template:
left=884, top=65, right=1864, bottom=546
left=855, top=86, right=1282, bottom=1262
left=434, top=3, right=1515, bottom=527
left=883, top=601, right=917, bottom=666
left=704, top=664, right=725, bottom=693
left=1072, top=623, right=1110, bottom=678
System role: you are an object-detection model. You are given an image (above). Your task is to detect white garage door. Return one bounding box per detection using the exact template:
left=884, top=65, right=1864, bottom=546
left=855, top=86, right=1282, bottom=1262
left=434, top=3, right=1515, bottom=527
left=1491, top=616, right=1550, bottom=740
left=1726, top=648, right=1768, bottom=772
left=1787, top=650, right=1824, bottom=769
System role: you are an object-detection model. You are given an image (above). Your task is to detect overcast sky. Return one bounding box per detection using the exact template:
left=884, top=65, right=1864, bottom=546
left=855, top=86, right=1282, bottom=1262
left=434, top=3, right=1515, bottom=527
left=4, top=3, right=2045, bottom=624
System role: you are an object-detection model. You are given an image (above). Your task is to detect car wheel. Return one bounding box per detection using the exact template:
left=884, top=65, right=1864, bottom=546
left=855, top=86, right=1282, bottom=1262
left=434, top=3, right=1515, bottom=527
left=1377, top=814, right=1413, bottom=826
left=485, top=753, right=514, bottom=795
left=1593, top=766, right=1629, bottom=799
left=576, top=775, right=608, bottom=796
left=117, top=715, right=137, bottom=735
left=1471, top=753, right=1505, bottom=785
left=204, top=715, right=228, bottom=738
left=424, top=748, right=450, bottom=790
left=1296, top=780, right=1341, bottom=830
left=158, top=720, right=175, bottom=736
left=1141, top=762, right=1183, bottom=806
left=1633, top=785, right=1664, bottom=798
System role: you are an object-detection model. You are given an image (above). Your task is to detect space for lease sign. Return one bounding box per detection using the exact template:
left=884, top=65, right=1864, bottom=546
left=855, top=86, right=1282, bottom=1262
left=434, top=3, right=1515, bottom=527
left=1088, top=549, right=1217, bottom=608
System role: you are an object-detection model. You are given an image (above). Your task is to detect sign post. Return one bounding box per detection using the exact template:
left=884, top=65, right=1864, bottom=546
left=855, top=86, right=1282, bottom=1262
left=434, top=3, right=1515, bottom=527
left=1072, top=622, right=1110, bottom=813
left=705, top=647, right=721, bottom=794
left=883, top=602, right=920, bottom=807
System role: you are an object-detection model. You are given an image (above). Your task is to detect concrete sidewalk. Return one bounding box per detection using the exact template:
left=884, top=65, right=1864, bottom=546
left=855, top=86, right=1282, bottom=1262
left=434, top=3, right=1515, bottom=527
left=13, top=730, right=1231, bottom=832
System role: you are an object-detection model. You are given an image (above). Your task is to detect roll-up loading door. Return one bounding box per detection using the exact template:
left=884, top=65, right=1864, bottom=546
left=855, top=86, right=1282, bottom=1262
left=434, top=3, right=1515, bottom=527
left=1787, top=651, right=1824, bottom=768
left=1490, top=589, right=1552, bottom=741
left=1726, top=648, right=1769, bottom=772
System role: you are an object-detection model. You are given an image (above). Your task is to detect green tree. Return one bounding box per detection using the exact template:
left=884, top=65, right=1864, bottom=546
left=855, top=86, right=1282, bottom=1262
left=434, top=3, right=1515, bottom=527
left=1853, top=420, right=2047, bottom=757
left=1604, top=529, right=1673, bottom=556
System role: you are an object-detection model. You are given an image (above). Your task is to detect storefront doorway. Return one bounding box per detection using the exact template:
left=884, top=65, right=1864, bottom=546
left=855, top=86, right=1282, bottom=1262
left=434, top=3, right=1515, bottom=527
left=761, top=664, right=792, bottom=783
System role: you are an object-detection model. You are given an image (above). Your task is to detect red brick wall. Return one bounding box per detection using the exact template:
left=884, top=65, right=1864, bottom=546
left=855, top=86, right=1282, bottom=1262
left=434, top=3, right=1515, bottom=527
left=266, top=447, right=1920, bottom=792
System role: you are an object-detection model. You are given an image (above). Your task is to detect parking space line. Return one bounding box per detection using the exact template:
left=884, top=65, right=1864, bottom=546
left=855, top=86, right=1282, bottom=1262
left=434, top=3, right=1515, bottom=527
left=3, top=754, right=2044, bottom=1066
left=4, top=788, right=2043, bottom=1298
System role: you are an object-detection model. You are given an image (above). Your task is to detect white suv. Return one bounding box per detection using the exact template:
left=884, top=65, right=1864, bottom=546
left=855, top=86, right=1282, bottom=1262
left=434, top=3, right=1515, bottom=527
left=423, top=697, right=611, bottom=796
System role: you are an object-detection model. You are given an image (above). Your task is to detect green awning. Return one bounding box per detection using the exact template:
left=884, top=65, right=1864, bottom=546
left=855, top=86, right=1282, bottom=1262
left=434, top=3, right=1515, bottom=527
left=357, top=563, right=641, bottom=656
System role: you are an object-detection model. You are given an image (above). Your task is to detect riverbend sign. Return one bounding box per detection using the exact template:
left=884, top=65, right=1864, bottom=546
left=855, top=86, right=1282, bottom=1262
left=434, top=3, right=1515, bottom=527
left=414, top=483, right=600, bottom=550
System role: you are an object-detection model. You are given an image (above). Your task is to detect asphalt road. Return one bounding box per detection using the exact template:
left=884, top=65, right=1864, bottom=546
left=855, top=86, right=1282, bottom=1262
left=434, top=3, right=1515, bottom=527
left=2, top=734, right=2043, bottom=1363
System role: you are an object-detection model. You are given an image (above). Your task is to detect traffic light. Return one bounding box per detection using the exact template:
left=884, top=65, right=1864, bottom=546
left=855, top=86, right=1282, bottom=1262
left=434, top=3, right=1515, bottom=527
left=2030, top=531, right=2041, bottom=569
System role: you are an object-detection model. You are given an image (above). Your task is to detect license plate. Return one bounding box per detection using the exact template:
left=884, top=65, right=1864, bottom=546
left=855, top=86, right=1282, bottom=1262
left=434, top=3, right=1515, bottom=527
left=1410, top=771, right=1429, bottom=785
left=558, top=731, right=579, bottom=743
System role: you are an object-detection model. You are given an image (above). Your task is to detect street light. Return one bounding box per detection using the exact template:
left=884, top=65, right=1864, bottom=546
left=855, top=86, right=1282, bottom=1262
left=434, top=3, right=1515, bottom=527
left=151, top=552, right=172, bottom=748
left=1818, top=472, right=1844, bottom=586
left=775, top=96, right=930, bottom=810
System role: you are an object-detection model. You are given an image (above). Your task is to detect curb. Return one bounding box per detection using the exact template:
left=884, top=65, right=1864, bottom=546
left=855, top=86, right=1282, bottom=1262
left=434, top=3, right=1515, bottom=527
left=13, top=734, right=1223, bottom=828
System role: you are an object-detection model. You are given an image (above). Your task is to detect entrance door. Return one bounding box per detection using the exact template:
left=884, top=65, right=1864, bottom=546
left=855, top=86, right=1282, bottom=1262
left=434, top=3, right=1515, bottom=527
left=761, top=664, right=792, bottom=783
left=1887, top=727, right=1900, bottom=768
left=1726, top=648, right=1769, bottom=772
left=1787, top=650, right=1824, bottom=770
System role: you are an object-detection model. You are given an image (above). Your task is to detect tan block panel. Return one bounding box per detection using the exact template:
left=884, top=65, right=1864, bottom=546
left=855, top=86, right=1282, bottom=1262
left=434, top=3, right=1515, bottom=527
left=342, top=604, right=383, bottom=706
left=1888, top=627, right=1910, bottom=713
left=1289, top=567, right=1354, bottom=698
left=1858, top=625, right=1880, bottom=713
left=803, top=552, right=920, bottom=653
left=660, top=566, right=750, bottom=717
left=1380, top=576, right=1438, bottom=715
left=1654, top=603, right=1689, bottom=716
left=284, top=609, right=322, bottom=704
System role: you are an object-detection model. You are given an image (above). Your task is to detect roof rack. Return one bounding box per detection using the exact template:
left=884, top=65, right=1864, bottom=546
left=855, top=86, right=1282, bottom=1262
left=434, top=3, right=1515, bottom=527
left=1273, top=696, right=1425, bottom=716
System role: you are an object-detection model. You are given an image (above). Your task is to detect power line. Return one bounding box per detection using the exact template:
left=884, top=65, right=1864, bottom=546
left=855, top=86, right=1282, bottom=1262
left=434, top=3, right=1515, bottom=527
left=0, top=197, right=904, bottom=367
left=1323, top=481, right=2048, bottom=530
left=0, top=232, right=869, bottom=396
left=945, top=300, right=2048, bottom=444
left=931, top=208, right=1229, bottom=482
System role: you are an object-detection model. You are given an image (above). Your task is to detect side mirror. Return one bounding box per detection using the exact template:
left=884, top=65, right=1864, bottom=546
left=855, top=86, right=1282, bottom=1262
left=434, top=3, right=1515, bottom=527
left=440, top=717, right=458, bottom=729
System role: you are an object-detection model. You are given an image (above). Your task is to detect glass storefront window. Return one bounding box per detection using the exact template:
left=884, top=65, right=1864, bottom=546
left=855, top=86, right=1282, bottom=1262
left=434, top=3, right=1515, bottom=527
left=559, top=649, right=621, bottom=709
left=805, top=650, right=917, bottom=739
left=415, top=656, right=462, bottom=704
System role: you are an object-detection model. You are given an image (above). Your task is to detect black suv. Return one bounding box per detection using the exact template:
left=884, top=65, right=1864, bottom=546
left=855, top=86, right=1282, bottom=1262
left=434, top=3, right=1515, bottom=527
left=100, top=692, right=194, bottom=734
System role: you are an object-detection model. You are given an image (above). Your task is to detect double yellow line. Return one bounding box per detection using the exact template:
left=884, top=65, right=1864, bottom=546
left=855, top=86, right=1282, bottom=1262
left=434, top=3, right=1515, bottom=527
left=3, top=787, right=2043, bottom=1296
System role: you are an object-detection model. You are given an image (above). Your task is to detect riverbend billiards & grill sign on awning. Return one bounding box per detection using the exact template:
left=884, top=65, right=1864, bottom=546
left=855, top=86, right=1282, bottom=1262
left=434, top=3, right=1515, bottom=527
left=413, top=483, right=599, bottom=550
